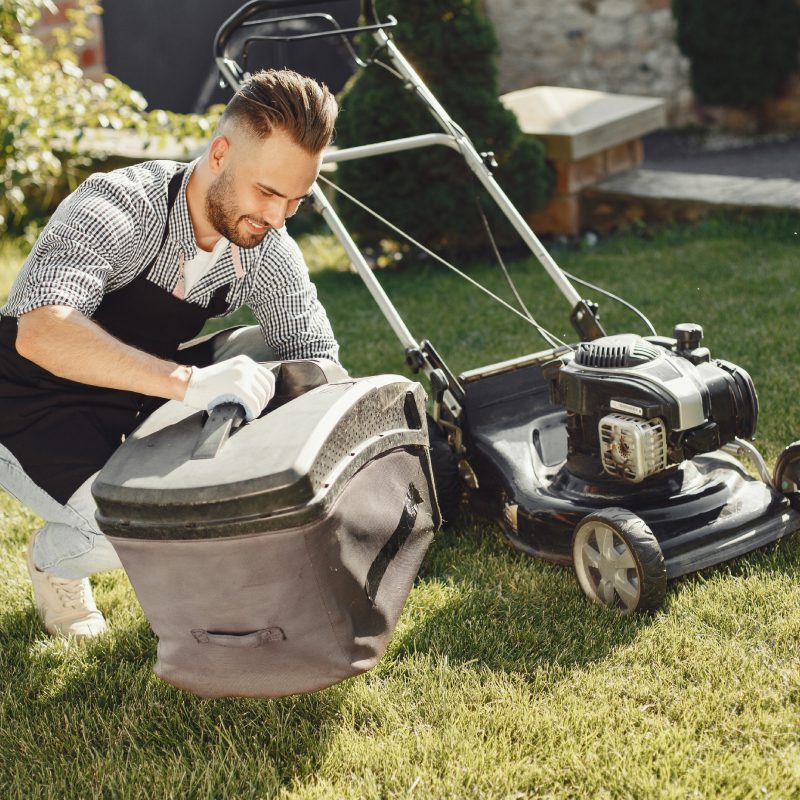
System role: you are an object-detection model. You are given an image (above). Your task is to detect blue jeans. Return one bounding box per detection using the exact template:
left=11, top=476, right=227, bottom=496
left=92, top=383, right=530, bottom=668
left=2, top=325, right=275, bottom=579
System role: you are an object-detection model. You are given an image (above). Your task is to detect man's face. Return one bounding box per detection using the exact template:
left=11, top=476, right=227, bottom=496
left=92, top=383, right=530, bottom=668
left=205, top=127, right=321, bottom=249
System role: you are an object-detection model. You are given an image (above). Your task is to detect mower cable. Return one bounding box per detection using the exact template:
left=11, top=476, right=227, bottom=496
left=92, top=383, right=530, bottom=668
left=365, top=32, right=548, bottom=336
left=358, top=50, right=561, bottom=344
left=318, top=174, right=574, bottom=350
left=473, top=192, right=561, bottom=349
left=560, top=270, right=657, bottom=336
left=369, top=55, right=406, bottom=83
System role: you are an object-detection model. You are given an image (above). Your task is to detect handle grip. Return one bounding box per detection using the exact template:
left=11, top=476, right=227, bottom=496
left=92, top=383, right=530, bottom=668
left=214, top=0, right=381, bottom=59
left=191, top=402, right=246, bottom=461
left=191, top=627, right=286, bottom=647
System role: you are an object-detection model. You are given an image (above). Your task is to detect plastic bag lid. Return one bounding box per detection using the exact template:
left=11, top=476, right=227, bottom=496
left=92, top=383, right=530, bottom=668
left=92, top=370, right=428, bottom=540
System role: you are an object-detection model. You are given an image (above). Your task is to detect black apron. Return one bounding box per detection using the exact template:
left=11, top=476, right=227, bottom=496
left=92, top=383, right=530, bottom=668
left=0, top=169, right=231, bottom=504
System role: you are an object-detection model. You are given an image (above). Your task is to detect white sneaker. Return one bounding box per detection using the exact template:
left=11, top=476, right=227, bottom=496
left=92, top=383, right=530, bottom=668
left=26, top=532, right=107, bottom=639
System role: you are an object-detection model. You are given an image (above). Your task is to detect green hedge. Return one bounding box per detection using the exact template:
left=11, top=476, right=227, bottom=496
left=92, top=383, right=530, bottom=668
left=1, top=0, right=218, bottom=236
left=334, top=0, right=552, bottom=257
left=673, top=0, right=800, bottom=107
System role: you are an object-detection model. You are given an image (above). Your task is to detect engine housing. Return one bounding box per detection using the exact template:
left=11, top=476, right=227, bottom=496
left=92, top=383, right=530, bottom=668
left=550, top=327, right=758, bottom=483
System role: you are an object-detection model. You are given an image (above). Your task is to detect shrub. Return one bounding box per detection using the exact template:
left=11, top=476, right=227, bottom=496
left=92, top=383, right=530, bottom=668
left=672, top=0, right=800, bottom=108
left=333, top=0, right=552, bottom=257
left=0, top=0, right=219, bottom=235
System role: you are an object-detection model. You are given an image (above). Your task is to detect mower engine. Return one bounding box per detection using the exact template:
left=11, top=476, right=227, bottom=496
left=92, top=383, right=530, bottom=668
left=551, top=324, right=759, bottom=483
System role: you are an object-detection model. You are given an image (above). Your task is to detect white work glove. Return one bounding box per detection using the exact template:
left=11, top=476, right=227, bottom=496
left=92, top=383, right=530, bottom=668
left=183, top=355, right=275, bottom=422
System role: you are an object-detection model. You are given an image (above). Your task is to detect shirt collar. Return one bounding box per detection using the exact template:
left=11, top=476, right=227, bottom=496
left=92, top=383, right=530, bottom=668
left=167, top=158, right=202, bottom=259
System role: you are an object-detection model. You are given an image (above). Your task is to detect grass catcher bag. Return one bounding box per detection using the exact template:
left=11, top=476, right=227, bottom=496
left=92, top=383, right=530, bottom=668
left=92, top=362, right=439, bottom=699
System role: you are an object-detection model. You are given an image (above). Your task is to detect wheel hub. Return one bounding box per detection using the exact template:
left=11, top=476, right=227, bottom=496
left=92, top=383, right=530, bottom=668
left=575, top=522, right=641, bottom=611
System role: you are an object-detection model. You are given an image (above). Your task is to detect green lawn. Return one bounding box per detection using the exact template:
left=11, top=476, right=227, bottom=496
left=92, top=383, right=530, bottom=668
left=1, top=216, right=800, bottom=799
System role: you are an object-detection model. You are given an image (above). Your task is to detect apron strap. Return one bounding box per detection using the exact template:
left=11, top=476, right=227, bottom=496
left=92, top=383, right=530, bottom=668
left=141, top=167, right=186, bottom=281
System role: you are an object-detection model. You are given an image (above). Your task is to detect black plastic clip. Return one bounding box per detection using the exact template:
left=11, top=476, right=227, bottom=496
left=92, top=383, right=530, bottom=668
left=429, top=368, right=448, bottom=405
left=570, top=299, right=606, bottom=342
left=480, top=151, right=498, bottom=172
left=405, top=346, right=425, bottom=373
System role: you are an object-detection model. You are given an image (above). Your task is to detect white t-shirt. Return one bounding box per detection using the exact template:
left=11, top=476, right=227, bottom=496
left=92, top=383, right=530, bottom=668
left=183, top=237, right=229, bottom=294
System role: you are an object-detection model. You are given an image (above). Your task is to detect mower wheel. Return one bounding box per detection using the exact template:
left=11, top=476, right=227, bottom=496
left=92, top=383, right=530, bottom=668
left=427, top=416, right=462, bottom=526
left=572, top=508, right=666, bottom=613
left=774, top=441, right=800, bottom=510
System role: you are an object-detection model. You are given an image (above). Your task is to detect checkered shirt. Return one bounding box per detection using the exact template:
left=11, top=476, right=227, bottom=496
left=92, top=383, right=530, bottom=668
left=2, top=159, right=339, bottom=363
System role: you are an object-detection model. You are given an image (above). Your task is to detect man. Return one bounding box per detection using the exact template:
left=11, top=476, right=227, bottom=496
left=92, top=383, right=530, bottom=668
left=0, top=69, right=340, bottom=640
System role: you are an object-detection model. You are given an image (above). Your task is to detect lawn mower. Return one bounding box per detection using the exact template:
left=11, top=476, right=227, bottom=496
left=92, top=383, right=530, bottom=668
left=213, top=0, right=800, bottom=613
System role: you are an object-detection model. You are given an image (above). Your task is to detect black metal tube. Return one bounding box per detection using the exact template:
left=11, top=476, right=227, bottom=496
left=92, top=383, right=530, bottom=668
left=215, top=0, right=338, bottom=60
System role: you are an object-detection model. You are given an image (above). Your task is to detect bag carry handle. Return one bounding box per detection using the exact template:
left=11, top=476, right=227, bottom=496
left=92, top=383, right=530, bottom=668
left=191, top=402, right=246, bottom=460
left=191, top=627, right=286, bottom=647
left=190, top=362, right=336, bottom=460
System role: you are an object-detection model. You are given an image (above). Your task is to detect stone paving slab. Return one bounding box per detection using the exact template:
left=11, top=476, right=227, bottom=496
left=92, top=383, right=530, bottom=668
left=593, top=168, right=800, bottom=210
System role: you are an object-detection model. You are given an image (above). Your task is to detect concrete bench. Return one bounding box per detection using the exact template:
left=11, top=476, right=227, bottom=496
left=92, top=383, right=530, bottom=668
left=500, top=86, right=666, bottom=235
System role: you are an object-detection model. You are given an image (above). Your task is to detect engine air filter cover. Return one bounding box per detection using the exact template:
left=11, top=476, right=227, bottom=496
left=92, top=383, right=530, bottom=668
left=599, top=412, right=668, bottom=483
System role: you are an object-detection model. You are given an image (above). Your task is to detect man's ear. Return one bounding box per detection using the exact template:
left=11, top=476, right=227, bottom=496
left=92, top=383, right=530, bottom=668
left=208, top=135, right=230, bottom=174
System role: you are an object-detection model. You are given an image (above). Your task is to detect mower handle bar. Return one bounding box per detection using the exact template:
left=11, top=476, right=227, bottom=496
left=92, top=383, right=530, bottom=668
left=212, top=0, right=601, bottom=357
left=214, top=0, right=382, bottom=62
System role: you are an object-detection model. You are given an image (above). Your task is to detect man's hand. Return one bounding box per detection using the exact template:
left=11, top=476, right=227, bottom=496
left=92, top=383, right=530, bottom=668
left=183, top=355, right=276, bottom=421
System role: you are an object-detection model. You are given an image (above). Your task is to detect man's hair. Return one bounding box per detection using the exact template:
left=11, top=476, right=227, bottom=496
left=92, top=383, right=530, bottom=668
left=218, top=69, right=337, bottom=154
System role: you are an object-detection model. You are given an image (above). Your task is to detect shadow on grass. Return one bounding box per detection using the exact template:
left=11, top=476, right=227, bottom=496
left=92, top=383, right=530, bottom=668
left=0, top=596, right=346, bottom=797
left=388, top=512, right=655, bottom=678
left=0, top=513, right=650, bottom=796
left=394, top=509, right=800, bottom=679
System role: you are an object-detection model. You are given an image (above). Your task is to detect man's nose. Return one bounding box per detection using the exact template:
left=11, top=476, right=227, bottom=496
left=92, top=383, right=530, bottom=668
left=262, top=196, right=291, bottom=229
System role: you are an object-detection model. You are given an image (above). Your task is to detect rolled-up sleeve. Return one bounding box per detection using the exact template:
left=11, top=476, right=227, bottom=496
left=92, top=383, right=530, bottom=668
left=6, top=176, right=139, bottom=318
left=248, top=232, right=339, bottom=363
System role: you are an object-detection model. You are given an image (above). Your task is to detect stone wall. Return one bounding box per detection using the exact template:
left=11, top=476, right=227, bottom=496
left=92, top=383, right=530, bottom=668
left=484, top=0, right=693, bottom=124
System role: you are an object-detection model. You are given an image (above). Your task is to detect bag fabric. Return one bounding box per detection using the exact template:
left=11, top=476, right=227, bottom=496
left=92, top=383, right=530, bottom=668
left=109, top=446, right=436, bottom=698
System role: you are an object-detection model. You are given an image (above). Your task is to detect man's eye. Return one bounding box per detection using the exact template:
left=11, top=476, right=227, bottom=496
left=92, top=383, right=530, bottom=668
left=259, top=188, right=274, bottom=198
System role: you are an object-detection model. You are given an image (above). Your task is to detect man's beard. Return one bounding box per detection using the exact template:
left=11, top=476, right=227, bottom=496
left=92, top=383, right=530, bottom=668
left=205, top=169, right=269, bottom=249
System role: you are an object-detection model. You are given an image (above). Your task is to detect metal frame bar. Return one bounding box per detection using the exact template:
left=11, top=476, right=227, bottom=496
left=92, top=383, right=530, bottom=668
left=723, top=438, right=774, bottom=488
left=368, top=31, right=582, bottom=309
left=215, top=11, right=585, bottom=311
left=310, top=185, right=417, bottom=353
left=240, top=14, right=397, bottom=43
left=212, top=2, right=599, bottom=418
left=322, top=133, right=460, bottom=164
